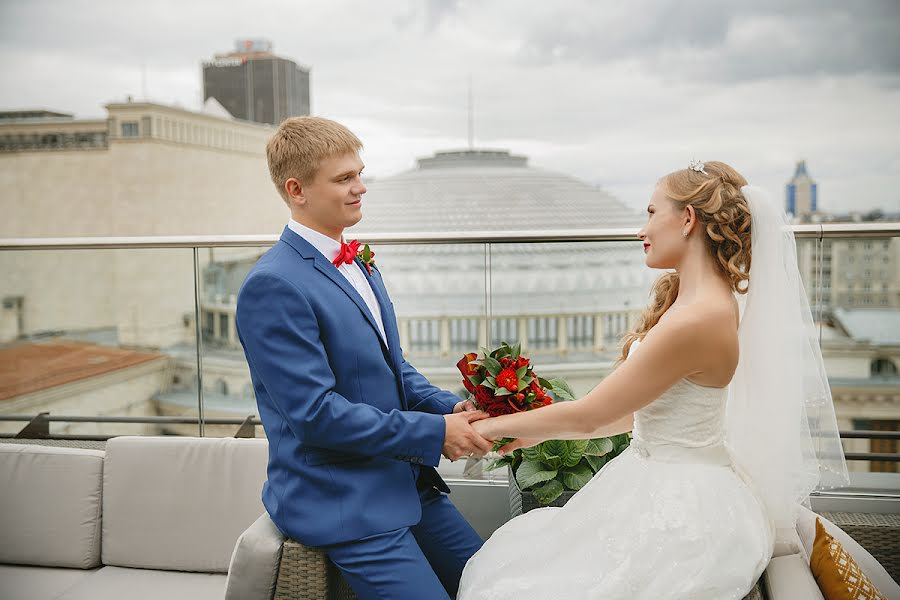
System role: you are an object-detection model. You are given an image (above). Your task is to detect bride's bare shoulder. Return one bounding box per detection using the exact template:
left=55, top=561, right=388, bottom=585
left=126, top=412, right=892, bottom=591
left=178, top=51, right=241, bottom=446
left=652, top=299, right=738, bottom=350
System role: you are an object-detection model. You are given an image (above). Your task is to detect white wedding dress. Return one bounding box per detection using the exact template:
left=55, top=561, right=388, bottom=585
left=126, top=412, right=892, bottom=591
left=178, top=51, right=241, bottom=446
left=458, top=342, right=774, bottom=600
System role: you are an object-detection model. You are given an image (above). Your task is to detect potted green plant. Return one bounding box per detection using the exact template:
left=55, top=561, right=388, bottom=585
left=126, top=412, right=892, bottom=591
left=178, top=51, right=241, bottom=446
left=486, top=378, right=632, bottom=515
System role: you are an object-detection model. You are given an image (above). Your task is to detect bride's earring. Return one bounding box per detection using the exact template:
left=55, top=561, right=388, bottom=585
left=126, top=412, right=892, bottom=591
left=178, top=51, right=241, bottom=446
left=682, top=230, right=689, bottom=237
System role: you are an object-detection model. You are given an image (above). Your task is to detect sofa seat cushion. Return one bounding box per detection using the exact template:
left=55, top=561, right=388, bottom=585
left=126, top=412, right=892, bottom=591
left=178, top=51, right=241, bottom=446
left=764, top=554, right=825, bottom=600
left=0, top=564, right=99, bottom=600
left=57, top=566, right=227, bottom=600
left=0, top=443, right=104, bottom=568
left=102, top=436, right=268, bottom=573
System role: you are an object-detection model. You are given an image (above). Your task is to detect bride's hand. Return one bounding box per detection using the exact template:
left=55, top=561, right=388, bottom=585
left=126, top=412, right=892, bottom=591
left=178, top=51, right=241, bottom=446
left=472, top=418, right=498, bottom=442
left=497, top=437, right=545, bottom=456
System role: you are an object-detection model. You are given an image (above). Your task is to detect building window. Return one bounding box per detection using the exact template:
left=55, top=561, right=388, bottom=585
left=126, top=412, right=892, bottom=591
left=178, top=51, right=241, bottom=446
left=219, top=313, right=229, bottom=340
left=409, top=319, right=440, bottom=353
left=871, top=358, right=898, bottom=376
left=865, top=241, right=873, bottom=250
left=449, top=318, right=479, bottom=352
left=202, top=311, right=214, bottom=340
left=567, top=315, right=594, bottom=348
left=121, top=122, right=139, bottom=137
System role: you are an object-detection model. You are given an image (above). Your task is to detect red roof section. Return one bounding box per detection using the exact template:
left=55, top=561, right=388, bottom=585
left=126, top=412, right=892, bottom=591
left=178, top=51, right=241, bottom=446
left=0, top=341, right=166, bottom=401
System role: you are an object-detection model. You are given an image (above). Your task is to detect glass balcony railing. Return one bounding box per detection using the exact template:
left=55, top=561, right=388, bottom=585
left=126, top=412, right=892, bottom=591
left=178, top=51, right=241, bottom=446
left=1, top=224, right=898, bottom=502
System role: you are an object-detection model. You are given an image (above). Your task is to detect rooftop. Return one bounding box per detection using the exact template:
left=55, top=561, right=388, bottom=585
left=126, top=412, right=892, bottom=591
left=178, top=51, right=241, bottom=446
left=0, top=341, right=166, bottom=401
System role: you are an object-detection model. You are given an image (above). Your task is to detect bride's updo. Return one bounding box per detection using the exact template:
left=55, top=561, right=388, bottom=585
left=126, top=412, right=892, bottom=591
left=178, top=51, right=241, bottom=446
left=620, top=161, right=753, bottom=361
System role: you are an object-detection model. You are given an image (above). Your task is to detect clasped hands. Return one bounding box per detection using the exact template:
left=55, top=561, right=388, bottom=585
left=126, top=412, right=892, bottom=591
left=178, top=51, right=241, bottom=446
left=443, top=400, right=544, bottom=461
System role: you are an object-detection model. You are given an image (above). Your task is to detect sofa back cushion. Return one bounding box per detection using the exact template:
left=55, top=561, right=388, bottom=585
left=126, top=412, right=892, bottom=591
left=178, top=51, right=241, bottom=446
left=0, top=443, right=104, bottom=568
left=102, top=436, right=268, bottom=573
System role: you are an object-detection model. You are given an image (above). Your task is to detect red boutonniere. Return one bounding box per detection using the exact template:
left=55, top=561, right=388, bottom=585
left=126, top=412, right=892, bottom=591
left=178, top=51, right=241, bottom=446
left=357, top=243, right=377, bottom=275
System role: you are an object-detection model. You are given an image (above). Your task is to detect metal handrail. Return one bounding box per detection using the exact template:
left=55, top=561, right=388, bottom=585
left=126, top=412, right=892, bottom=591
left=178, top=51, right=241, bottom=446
left=1, top=415, right=896, bottom=461
left=1, top=222, right=898, bottom=250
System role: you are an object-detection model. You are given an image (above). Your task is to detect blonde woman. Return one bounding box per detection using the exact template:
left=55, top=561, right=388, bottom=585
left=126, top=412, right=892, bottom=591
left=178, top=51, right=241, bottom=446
left=458, top=161, right=848, bottom=599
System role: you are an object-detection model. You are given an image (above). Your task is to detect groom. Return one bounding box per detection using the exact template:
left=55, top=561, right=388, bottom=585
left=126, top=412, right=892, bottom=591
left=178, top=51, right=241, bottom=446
left=236, top=116, right=490, bottom=599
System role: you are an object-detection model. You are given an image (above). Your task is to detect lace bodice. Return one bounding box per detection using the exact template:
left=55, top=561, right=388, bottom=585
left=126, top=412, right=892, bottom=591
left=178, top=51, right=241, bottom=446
left=628, top=340, right=728, bottom=448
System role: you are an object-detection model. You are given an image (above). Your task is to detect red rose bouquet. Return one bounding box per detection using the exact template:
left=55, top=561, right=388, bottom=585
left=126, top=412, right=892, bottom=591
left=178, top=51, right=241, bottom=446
left=456, top=342, right=553, bottom=419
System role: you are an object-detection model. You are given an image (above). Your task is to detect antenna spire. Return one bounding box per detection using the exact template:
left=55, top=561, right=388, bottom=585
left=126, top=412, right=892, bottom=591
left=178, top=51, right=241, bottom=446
left=467, top=74, right=474, bottom=150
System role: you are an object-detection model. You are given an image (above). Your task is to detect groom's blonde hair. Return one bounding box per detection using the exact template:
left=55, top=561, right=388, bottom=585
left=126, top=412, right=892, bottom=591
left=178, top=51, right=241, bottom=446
left=266, top=116, right=363, bottom=204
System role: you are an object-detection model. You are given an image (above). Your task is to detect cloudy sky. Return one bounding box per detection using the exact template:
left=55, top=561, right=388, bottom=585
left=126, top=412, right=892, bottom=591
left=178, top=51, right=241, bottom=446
left=2, top=0, right=899, bottom=214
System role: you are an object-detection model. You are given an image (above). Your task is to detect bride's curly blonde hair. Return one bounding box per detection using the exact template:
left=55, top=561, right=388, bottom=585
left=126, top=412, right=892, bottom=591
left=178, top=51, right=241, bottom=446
left=619, top=161, right=753, bottom=362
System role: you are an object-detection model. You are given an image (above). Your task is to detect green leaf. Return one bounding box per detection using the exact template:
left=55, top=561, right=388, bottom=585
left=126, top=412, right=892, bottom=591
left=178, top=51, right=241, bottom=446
left=482, top=356, right=502, bottom=377
left=532, top=479, right=564, bottom=505
left=538, top=439, right=567, bottom=470
left=484, top=376, right=497, bottom=387
left=585, top=454, right=607, bottom=472
left=563, top=440, right=589, bottom=467
left=584, top=437, right=614, bottom=456
left=494, top=387, right=512, bottom=396
left=362, top=246, right=372, bottom=262
left=515, top=461, right=557, bottom=490
left=512, top=341, right=521, bottom=358
left=467, top=374, right=484, bottom=387
left=521, top=445, right=542, bottom=462
left=548, top=378, right=577, bottom=401
left=537, top=377, right=553, bottom=389
left=561, top=462, right=593, bottom=491
left=515, top=365, right=527, bottom=379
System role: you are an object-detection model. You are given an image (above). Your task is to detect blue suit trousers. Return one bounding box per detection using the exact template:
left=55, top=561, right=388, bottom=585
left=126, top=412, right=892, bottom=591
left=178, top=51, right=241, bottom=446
left=324, top=486, right=483, bottom=600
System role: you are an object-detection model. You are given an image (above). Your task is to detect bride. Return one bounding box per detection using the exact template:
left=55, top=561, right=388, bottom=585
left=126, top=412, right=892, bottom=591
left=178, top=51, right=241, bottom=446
left=457, top=160, right=848, bottom=599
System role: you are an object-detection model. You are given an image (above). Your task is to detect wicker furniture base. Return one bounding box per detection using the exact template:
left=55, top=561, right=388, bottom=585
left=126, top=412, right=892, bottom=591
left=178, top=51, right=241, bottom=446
left=274, top=539, right=357, bottom=600
left=821, top=511, right=900, bottom=583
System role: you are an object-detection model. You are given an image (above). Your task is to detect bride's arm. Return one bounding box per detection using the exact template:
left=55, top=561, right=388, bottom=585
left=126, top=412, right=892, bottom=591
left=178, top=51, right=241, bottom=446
left=473, top=311, right=708, bottom=442
left=497, top=413, right=634, bottom=454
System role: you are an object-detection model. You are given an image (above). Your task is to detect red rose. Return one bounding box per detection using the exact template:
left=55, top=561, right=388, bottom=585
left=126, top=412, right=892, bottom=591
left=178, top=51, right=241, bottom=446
left=496, top=367, right=518, bottom=392
left=487, top=402, right=516, bottom=417
left=516, top=357, right=529, bottom=368
left=474, top=385, right=495, bottom=408
left=456, top=353, right=479, bottom=378
left=508, top=394, right=528, bottom=411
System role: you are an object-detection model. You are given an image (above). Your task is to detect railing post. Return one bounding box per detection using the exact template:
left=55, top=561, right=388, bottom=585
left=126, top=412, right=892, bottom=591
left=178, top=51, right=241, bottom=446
left=518, top=317, right=528, bottom=352
left=557, top=315, right=568, bottom=356
left=439, top=317, right=451, bottom=357
left=15, top=412, right=50, bottom=438
left=234, top=416, right=256, bottom=438
left=593, top=313, right=605, bottom=352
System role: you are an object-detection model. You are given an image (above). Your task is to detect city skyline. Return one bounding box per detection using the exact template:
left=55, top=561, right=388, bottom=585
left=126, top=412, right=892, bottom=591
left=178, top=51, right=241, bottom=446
left=1, top=0, right=898, bottom=215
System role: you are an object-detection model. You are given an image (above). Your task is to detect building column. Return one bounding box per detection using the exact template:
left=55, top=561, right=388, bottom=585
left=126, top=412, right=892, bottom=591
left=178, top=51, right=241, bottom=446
left=518, top=317, right=529, bottom=353
left=439, top=318, right=451, bottom=357
left=212, top=309, right=221, bottom=339
left=593, top=313, right=605, bottom=352
left=398, top=318, right=410, bottom=357
left=227, top=312, right=236, bottom=347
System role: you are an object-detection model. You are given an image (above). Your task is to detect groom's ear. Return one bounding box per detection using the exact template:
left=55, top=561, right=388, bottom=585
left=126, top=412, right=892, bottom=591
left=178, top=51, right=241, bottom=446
left=284, top=178, right=307, bottom=207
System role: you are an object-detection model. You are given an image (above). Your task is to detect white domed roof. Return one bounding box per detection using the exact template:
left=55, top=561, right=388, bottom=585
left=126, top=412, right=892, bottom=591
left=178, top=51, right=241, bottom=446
left=351, top=149, right=641, bottom=234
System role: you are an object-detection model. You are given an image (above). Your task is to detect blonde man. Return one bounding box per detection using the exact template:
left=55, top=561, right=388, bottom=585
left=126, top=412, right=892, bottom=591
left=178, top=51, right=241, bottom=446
left=237, top=117, right=488, bottom=599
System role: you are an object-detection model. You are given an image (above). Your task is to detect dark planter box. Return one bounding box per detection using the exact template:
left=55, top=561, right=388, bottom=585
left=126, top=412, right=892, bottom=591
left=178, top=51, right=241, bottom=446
left=508, top=466, right=576, bottom=516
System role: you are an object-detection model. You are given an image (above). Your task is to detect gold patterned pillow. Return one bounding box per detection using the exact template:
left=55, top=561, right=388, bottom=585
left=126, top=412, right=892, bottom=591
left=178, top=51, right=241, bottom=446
left=810, top=517, right=887, bottom=600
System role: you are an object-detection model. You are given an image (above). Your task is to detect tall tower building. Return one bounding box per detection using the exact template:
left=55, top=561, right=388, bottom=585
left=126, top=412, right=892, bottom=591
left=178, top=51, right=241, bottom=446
left=786, top=160, right=818, bottom=218
left=202, top=39, right=310, bottom=126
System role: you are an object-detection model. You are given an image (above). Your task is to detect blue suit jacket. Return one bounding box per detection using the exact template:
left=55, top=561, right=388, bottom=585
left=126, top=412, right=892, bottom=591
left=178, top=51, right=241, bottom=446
left=236, top=226, right=458, bottom=546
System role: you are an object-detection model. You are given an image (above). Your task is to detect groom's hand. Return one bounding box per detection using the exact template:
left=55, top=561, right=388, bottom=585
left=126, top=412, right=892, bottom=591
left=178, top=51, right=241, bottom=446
left=442, top=411, right=492, bottom=461
left=452, top=399, right=478, bottom=413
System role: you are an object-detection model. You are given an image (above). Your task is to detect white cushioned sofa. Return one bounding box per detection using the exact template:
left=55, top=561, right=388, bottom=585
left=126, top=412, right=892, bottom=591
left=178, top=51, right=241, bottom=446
left=0, top=437, right=268, bottom=600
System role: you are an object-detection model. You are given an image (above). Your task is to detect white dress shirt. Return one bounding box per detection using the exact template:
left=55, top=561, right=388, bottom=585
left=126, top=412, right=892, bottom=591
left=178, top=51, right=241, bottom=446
left=288, top=219, right=389, bottom=347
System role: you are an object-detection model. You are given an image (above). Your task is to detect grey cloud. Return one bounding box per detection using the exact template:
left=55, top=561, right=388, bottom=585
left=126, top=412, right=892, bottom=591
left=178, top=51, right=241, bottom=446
left=508, top=0, right=900, bottom=81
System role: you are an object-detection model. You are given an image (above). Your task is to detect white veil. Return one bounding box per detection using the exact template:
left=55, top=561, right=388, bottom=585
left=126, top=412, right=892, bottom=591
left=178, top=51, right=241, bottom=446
left=726, top=185, right=849, bottom=533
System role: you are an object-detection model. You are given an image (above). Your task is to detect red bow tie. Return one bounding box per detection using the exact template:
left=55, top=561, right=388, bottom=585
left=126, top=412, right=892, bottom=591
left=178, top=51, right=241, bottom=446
left=332, top=239, right=361, bottom=267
